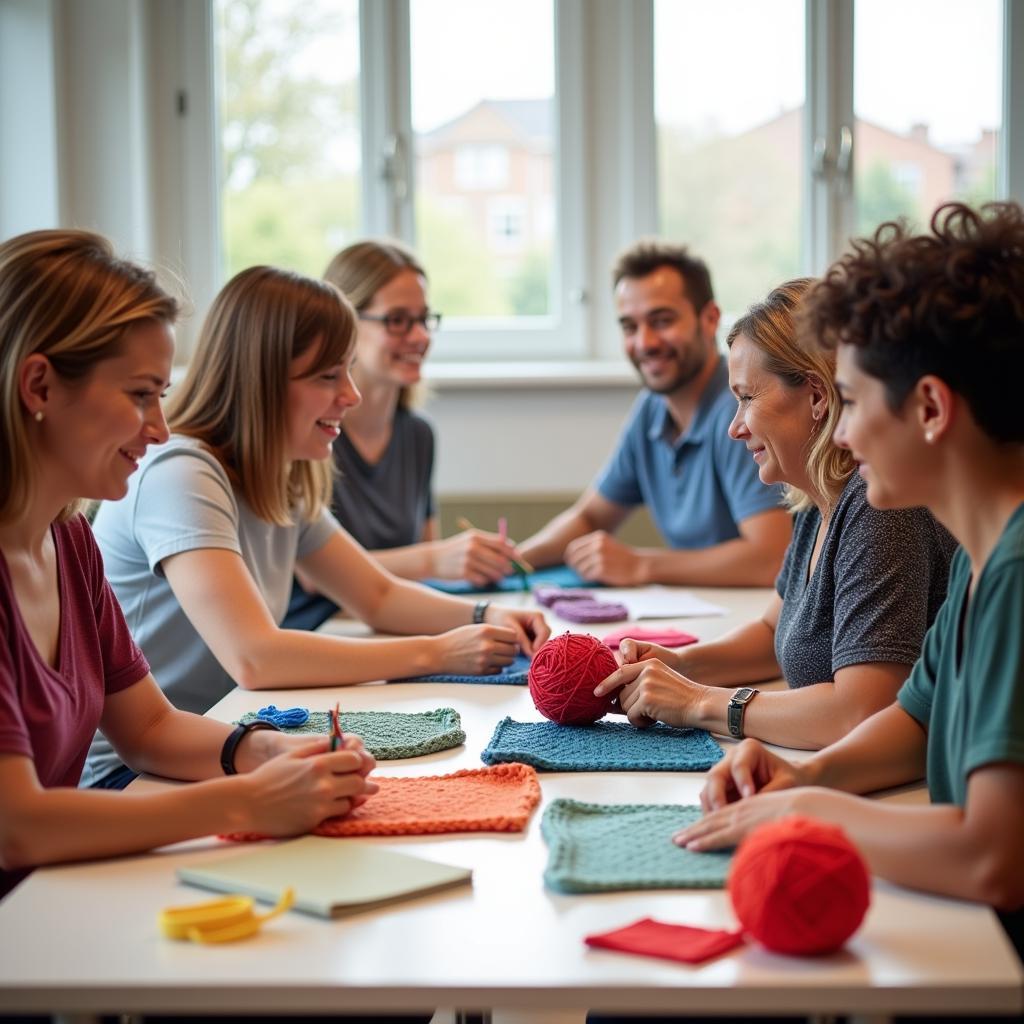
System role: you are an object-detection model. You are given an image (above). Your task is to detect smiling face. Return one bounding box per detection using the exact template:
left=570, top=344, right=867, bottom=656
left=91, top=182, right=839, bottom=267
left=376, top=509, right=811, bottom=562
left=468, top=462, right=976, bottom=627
left=34, top=319, right=174, bottom=502
left=833, top=343, right=928, bottom=510
left=354, top=269, right=432, bottom=390
left=727, top=333, right=820, bottom=492
left=285, top=339, right=361, bottom=462
left=615, top=268, right=719, bottom=395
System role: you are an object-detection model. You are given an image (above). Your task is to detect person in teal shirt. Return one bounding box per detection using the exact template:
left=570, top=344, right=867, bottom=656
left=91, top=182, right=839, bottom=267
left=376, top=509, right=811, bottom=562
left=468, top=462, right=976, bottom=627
left=672, top=200, right=1024, bottom=960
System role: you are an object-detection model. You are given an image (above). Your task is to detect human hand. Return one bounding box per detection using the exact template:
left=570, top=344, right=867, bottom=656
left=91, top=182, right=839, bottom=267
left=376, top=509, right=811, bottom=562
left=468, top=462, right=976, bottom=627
left=671, top=786, right=811, bottom=852
left=698, top=738, right=809, bottom=812
left=487, top=606, right=551, bottom=656
left=619, top=637, right=685, bottom=671
left=593, top=658, right=708, bottom=729
left=242, top=735, right=378, bottom=836
left=564, top=530, right=647, bottom=585
left=433, top=623, right=520, bottom=674
left=432, top=529, right=518, bottom=586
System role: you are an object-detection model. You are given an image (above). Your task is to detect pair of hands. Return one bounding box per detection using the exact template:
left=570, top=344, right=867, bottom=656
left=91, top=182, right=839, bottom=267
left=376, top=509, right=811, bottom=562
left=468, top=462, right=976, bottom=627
left=595, top=639, right=810, bottom=852
left=241, top=732, right=378, bottom=837
left=434, top=606, right=551, bottom=675
left=594, top=638, right=708, bottom=729
left=432, top=529, right=524, bottom=588
left=565, top=530, right=647, bottom=586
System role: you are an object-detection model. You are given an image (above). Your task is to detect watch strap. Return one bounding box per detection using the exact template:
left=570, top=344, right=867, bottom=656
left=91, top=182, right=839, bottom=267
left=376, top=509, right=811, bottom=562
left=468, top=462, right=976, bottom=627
left=220, top=720, right=280, bottom=776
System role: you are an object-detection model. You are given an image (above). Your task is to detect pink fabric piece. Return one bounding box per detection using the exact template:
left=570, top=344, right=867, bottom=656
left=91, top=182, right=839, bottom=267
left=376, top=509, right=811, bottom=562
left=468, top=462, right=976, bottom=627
left=601, top=625, right=699, bottom=650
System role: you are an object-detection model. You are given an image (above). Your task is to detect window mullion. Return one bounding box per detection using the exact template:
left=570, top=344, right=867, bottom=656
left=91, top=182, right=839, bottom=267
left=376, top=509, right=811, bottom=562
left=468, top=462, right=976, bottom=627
left=804, top=0, right=854, bottom=273
left=359, top=0, right=413, bottom=240
left=1003, top=0, right=1024, bottom=201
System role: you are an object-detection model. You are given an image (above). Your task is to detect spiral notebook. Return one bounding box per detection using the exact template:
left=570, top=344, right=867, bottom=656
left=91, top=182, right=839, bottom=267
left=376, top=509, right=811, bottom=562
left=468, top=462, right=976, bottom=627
left=178, top=835, right=472, bottom=918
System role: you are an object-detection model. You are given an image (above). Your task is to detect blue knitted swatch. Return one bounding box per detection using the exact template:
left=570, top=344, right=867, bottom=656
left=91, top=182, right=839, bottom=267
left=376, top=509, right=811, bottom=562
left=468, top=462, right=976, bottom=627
left=237, top=707, right=465, bottom=759
left=424, top=564, right=601, bottom=595
left=542, top=798, right=732, bottom=893
left=480, top=717, right=723, bottom=772
left=394, top=653, right=532, bottom=685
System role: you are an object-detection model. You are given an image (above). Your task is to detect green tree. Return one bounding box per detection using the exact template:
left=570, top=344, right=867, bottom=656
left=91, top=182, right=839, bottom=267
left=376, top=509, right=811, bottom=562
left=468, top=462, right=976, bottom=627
left=855, top=161, right=920, bottom=237
left=507, top=248, right=550, bottom=316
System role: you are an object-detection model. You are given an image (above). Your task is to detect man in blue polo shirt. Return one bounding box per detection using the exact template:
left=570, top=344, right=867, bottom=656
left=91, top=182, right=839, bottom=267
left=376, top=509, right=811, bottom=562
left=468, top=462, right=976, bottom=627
left=519, top=241, right=790, bottom=586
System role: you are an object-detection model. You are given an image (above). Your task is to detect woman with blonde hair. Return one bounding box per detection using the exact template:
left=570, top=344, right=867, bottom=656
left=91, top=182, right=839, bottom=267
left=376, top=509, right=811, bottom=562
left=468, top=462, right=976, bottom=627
left=0, top=230, right=375, bottom=894
left=284, top=239, right=521, bottom=630
left=595, top=278, right=955, bottom=750
left=89, top=263, right=548, bottom=788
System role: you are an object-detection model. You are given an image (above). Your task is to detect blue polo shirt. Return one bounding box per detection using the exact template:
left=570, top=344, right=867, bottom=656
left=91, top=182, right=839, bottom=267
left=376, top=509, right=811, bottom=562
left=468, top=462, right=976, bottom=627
left=595, top=359, right=784, bottom=549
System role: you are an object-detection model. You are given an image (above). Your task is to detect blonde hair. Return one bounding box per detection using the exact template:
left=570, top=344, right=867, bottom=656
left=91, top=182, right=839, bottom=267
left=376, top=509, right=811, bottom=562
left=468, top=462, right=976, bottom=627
left=0, top=229, right=178, bottom=524
left=324, top=239, right=427, bottom=410
left=166, top=266, right=356, bottom=525
left=727, top=278, right=854, bottom=513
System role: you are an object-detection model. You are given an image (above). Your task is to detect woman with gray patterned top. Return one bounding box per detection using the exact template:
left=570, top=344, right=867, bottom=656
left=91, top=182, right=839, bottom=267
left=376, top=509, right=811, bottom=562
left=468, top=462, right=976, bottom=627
left=596, top=278, right=955, bottom=750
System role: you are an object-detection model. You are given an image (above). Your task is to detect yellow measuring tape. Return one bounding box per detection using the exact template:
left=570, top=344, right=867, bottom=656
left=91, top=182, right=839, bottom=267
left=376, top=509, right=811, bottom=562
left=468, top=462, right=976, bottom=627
left=159, top=888, right=295, bottom=944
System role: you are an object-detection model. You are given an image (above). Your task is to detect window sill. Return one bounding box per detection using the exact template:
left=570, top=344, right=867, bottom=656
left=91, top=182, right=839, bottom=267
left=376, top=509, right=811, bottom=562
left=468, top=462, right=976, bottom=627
left=423, top=360, right=637, bottom=390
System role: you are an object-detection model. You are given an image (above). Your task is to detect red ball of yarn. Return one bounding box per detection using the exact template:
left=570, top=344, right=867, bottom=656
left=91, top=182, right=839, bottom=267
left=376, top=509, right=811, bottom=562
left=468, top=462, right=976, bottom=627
left=727, top=816, right=871, bottom=956
left=528, top=632, right=618, bottom=725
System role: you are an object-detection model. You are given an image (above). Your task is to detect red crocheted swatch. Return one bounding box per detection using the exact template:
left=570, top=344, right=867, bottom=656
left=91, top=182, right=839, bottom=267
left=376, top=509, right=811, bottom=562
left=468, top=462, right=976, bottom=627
left=585, top=917, right=744, bottom=965
left=222, top=763, right=541, bottom=842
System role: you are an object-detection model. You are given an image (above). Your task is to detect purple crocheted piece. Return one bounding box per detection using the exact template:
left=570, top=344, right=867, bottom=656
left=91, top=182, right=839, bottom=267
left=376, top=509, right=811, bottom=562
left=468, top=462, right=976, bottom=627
left=552, top=598, right=629, bottom=623
left=534, top=586, right=594, bottom=608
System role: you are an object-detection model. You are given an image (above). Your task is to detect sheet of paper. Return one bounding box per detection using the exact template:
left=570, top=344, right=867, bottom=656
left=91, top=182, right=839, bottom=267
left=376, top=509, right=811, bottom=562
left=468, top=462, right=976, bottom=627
left=600, top=587, right=728, bottom=619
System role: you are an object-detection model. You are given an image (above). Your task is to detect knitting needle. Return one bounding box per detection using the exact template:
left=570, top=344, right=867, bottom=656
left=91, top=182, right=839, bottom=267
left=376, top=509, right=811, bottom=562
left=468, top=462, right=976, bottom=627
left=456, top=515, right=535, bottom=576
left=329, top=701, right=343, bottom=751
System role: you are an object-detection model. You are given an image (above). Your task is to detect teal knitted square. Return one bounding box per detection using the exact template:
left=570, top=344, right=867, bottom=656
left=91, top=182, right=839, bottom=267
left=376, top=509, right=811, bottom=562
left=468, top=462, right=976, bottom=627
left=237, top=707, right=465, bottom=760
left=542, top=798, right=732, bottom=893
left=480, top=717, right=723, bottom=772
left=394, top=653, right=531, bottom=685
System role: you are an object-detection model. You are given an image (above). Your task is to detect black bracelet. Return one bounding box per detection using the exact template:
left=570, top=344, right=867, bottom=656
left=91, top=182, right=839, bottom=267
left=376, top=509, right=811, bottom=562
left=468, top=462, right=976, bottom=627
left=220, top=720, right=280, bottom=776
left=472, top=599, right=490, bottom=624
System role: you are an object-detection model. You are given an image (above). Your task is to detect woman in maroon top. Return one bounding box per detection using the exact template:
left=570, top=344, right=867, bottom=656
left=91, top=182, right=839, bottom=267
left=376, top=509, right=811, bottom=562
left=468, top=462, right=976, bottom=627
left=0, top=229, right=376, bottom=893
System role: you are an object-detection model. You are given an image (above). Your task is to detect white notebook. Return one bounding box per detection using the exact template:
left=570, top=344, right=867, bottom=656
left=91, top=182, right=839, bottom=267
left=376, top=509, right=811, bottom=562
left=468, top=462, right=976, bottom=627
left=178, top=836, right=472, bottom=918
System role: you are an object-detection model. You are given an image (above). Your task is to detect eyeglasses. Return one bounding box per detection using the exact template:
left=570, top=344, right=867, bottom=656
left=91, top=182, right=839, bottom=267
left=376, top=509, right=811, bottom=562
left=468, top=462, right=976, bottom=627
left=358, top=311, right=442, bottom=336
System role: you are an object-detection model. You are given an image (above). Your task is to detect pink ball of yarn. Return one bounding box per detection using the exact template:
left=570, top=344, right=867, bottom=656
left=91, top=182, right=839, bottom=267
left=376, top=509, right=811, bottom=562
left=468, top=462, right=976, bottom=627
left=528, top=632, right=618, bottom=725
left=728, top=816, right=871, bottom=956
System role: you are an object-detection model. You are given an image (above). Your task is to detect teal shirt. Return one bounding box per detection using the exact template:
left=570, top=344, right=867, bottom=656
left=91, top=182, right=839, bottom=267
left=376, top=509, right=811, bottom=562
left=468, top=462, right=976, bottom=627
left=898, top=504, right=1024, bottom=806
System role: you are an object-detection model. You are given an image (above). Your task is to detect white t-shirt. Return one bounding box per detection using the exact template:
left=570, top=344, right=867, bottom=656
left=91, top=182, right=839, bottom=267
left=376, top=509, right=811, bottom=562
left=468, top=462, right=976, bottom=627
left=83, top=435, right=338, bottom=786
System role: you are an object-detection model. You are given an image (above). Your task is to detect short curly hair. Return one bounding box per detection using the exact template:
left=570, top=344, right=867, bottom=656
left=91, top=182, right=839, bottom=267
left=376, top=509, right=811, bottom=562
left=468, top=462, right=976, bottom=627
left=611, top=240, right=715, bottom=313
left=804, top=201, right=1024, bottom=444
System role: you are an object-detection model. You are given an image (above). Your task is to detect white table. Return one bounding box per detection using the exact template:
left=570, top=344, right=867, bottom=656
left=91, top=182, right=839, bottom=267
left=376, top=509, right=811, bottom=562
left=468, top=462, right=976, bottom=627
left=0, top=587, right=1021, bottom=1022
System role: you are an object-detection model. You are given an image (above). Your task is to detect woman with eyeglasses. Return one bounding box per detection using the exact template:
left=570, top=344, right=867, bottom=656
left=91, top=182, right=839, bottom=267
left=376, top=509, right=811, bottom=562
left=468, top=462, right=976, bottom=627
left=88, top=262, right=549, bottom=790
left=284, top=239, right=525, bottom=631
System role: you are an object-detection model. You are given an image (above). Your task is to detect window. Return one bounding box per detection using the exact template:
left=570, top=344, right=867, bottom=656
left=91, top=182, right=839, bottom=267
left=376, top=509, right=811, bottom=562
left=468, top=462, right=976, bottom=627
left=202, top=0, right=1020, bottom=365
left=410, top=0, right=557, bottom=323
left=654, top=0, right=805, bottom=317
left=214, top=0, right=361, bottom=280
left=853, top=0, right=1002, bottom=235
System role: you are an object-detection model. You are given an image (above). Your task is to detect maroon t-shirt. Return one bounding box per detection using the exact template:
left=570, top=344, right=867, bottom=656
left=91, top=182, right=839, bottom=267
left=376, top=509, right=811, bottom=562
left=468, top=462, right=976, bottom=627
left=0, top=514, right=149, bottom=788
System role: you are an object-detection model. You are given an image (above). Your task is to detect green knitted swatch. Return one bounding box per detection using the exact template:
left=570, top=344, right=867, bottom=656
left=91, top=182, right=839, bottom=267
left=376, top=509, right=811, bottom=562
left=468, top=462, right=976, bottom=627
left=542, top=798, right=733, bottom=893
left=237, top=708, right=466, bottom=760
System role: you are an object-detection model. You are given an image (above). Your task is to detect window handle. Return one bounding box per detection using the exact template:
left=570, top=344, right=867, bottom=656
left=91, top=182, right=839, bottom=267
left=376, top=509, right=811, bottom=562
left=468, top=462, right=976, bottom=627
left=812, top=135, right=829, bottom=178
left=381, top=134, right=409, bottom=201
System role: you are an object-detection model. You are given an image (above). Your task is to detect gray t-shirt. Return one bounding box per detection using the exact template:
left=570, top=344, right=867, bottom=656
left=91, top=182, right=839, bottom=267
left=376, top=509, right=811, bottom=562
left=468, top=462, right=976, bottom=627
left=84, top=435, right=338, bottom=785
left=332, top=407, right=435, bottom=550
left=774, top=471, right=956, bottom=688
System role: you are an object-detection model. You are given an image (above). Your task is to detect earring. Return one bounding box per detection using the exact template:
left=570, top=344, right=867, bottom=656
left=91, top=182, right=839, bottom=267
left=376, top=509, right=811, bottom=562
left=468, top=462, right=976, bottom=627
left=34, top=410, right=43, bottom=423
left=924, top=432, right=934, bottom=443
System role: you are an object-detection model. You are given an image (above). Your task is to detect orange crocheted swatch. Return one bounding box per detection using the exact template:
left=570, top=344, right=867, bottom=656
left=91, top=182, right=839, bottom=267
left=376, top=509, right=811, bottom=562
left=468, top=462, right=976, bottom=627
left=222, top=762, right=541, bottom=842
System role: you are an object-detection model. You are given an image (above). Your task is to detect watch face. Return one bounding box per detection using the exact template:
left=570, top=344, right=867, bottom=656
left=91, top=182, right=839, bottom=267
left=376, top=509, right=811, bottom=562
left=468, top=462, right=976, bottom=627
left=733, top=687, right=756, bottom=704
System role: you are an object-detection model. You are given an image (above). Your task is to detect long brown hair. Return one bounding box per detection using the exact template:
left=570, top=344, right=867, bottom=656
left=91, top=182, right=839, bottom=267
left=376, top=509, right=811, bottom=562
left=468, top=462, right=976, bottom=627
left=166, top=266, right=356, bottom=525
left=0, top=229, right=178, bottom=524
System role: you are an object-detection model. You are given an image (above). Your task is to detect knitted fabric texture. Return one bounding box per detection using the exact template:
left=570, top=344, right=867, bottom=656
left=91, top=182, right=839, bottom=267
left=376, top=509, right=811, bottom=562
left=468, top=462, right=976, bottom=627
left=542, top=798, right=732, bottom=892
left=481, top=717, right=723, bottom=772
left=552, top=598, right=629, bottom=623
left=238, top=708, right=465, bottom=760
left=222, top=763, right=541, bottom=842
left=424, top=564, right=599, bottom=595
left=394, top=653, right=531, bottom=685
